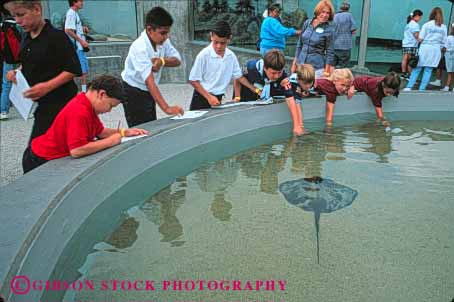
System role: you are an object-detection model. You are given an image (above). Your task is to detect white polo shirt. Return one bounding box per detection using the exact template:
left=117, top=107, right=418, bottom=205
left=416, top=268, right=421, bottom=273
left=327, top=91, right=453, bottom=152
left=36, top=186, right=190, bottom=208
left=189, top=43, right=243, bottom=95
left=65, top=8, right=85, bottom=50
left=121, top=30, right=181, bottom=91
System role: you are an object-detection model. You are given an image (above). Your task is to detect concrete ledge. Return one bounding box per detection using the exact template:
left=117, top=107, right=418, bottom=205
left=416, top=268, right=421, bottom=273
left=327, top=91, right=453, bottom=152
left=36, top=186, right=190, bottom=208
left=1, top=92, right=453, bottom=300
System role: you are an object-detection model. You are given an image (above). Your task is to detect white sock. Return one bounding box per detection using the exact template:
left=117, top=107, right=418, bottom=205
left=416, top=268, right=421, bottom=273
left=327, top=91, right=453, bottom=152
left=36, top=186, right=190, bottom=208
left=82, top=84, right=87, bottom=92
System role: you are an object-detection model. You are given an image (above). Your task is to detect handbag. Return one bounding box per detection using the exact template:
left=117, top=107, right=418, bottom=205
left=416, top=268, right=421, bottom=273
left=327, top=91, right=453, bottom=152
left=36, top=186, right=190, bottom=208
left=408, top=44, right=420, bottom=68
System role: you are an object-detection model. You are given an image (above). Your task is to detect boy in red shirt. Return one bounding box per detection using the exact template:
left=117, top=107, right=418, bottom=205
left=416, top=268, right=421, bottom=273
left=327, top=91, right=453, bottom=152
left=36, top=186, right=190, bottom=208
left=23, top=75, right=148, bottom=173
left=348, top=72, right=401, bottom=125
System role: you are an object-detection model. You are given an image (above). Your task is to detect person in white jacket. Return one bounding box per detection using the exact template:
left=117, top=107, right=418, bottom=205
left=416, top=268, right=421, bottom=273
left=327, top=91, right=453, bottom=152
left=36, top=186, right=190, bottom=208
left=442, top=24, right=454, bottom=91
left=404, top=7, right=447, bottom=91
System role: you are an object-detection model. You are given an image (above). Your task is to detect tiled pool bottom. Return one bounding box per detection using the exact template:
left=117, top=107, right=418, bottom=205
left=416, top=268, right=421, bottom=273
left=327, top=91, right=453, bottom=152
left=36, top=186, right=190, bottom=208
left=66, top=115, right=454, bottom=302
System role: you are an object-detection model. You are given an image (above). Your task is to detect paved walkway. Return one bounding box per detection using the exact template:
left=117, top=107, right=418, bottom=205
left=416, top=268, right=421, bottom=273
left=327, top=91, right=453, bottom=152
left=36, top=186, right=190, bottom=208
left=0, top=84, right=234, bottom=187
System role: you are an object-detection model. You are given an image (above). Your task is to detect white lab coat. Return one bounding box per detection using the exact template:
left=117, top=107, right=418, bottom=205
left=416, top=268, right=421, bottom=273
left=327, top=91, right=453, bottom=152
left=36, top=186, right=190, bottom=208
left=417, top=20, right=447, bottom=68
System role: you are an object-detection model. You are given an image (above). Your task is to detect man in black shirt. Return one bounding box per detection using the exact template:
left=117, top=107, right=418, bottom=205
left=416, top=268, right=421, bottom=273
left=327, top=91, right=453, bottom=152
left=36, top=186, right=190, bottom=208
left=4, top=0, right=81, bottom=143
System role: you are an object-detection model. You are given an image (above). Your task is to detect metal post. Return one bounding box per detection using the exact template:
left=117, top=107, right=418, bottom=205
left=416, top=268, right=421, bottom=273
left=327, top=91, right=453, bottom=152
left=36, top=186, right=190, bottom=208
left=353, top=0, right=370, bottom=73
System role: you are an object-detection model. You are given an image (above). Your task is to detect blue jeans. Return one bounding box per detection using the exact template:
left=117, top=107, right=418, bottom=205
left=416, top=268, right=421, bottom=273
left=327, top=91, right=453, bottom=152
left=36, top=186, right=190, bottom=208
left=1, top=63, right=15, bottom=113
left=406, top=66, right=433, bottom=91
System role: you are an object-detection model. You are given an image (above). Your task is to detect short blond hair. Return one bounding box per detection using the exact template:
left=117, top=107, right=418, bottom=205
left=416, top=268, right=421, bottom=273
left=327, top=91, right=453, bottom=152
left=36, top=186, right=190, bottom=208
left=314, top=0, right=335, bottom=21
left=328, top=68, right=354, bottom=82
left=296, top=64, right=315, bottom=83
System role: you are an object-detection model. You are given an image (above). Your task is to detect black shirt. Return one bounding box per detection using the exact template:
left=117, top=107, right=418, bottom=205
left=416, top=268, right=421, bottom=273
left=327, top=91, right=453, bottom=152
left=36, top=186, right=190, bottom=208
left=20, top=20, right=81, bottom=110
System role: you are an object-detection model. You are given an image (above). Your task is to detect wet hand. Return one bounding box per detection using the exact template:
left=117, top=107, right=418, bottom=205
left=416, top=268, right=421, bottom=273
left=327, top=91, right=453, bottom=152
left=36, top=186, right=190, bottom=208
left=380, top=119, right=390, bottom=127
left=347, top=87, right=355, bottom=100
left=293, top=126, right=304, bottom=136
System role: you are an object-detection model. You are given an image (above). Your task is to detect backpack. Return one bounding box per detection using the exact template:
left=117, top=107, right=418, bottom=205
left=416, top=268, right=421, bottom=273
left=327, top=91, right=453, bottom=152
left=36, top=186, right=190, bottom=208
left=0, top=19, right=21, bottom=64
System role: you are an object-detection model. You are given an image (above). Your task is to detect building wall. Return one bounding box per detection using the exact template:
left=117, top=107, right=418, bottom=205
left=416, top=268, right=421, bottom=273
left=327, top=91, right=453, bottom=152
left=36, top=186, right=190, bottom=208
left=43, top=0, right=193, bottom=84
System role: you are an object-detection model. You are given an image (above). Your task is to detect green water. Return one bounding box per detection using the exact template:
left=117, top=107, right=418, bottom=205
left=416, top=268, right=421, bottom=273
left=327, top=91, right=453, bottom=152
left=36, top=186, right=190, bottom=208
left=64, top=114, right=454, bottom=302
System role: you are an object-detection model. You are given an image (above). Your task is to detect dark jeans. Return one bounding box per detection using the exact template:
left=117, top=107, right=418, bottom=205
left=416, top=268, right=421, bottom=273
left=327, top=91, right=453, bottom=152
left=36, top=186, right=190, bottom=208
left=334, top=49, right=351, bottom=68
left=122, top=81, right=157, bottom=127
left=189, top=90, right=223, bottom=110
left=22, top=146, right=48, bottom=174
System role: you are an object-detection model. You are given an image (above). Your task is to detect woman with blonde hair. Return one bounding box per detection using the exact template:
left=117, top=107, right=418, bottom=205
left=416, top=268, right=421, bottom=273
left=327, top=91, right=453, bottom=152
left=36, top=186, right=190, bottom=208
left=404, top=7, right=447, bottom=91
left=292, top=0, right=336, bottom=78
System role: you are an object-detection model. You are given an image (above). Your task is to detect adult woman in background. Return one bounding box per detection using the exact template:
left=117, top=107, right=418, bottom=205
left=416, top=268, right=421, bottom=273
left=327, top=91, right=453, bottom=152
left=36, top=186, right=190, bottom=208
left=292, top=0, right=336, bottom=78
left=401, top=9, right=423, bottom=78
left=404, top=7, right=447, bottom=91
left=259, top=3, right=301, bottom=56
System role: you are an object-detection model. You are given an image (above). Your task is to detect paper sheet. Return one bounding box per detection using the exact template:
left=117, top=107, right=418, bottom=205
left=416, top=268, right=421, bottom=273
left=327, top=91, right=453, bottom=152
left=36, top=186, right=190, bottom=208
left=9, top=70, right=33, bottom=121
left=212, top=99, right=274, bottom=109
left=246, top=98, right=274, bottom=106
left=121, top=134, right=148, bottom=143
left=170, top=110, right=208, bottom=120
left=211, top=102, right=245, bottom=109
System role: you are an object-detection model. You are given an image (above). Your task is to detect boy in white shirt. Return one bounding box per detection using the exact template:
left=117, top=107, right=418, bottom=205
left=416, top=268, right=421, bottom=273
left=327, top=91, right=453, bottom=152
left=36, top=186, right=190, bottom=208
left=121, top=6, right=183, bottom=127
left=65, top=0, right=89, bottom=92
left=189, top=21, right=259, bottom=110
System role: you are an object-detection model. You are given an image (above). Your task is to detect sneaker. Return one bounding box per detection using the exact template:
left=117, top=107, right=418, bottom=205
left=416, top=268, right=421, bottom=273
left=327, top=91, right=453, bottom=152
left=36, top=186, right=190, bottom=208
left=0, top=112, right=8, bottom=120
left=429, top=79, right=442, bottom=86
left=401, top=73, right=409, bottom=79
left=441, top=86, right=450, bottom=92
left=402, top=88, right=411, bottom=92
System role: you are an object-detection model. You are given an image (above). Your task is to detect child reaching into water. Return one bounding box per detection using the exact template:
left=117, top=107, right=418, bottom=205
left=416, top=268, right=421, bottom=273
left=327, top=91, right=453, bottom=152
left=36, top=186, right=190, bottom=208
left=348, top=72, right=401, bottom=125
left=287, top=64, right=316, bottom=132
left=313, top=68, right=354, bottom=126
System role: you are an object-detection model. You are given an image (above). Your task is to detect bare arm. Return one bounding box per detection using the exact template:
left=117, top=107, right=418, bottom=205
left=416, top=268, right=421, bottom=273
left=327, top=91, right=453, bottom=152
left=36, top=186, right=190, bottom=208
left=236, top=76, right=258, bottom=95
left=146, top=73, right=183, bottom=115
left=285, top=96, right=303, bottom=136
left=70, top=133, right=121, bottom=158
left=97, top=127, right=149, bottom=139
left=291, top=57, right=297, bottom=73
left=325, top=102, right=335, bottom=125
left=162, top=57, right=180, bottom=67
left=151, top=57, right=181, bottom=72
left=233, top=79, right=242, bottom=101
left=97, top=128, right=119, bottom=139
left=375, top=107, right=386, bottom=121
left=189, top=80, right=220, bottom=106
left=24, top=71, right=77, bottom=100
left=64, top=28, right=88, bottom=47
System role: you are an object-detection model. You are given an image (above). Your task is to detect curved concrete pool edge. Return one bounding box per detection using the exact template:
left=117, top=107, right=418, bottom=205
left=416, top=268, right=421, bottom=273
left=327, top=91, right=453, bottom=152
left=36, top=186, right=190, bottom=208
left=1, top=92, right=453, bottom=300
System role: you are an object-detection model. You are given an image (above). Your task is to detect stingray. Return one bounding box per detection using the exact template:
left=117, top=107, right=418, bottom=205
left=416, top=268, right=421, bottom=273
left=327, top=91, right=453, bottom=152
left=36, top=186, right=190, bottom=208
left=279, top=176, right=358, bottom=264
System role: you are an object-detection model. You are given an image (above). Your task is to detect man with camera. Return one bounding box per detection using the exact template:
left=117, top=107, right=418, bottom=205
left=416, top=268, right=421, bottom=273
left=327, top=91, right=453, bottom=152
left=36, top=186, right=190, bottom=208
left=65, top=0, right=89, bottom=92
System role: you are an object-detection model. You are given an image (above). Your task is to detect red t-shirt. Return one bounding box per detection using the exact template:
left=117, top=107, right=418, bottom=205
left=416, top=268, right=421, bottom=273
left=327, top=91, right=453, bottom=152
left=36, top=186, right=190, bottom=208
left=32, top=93, right=104, bottom=160
left=353, top=76, right=384, bottom=108
left=315, top=79, right=340, bottom=103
